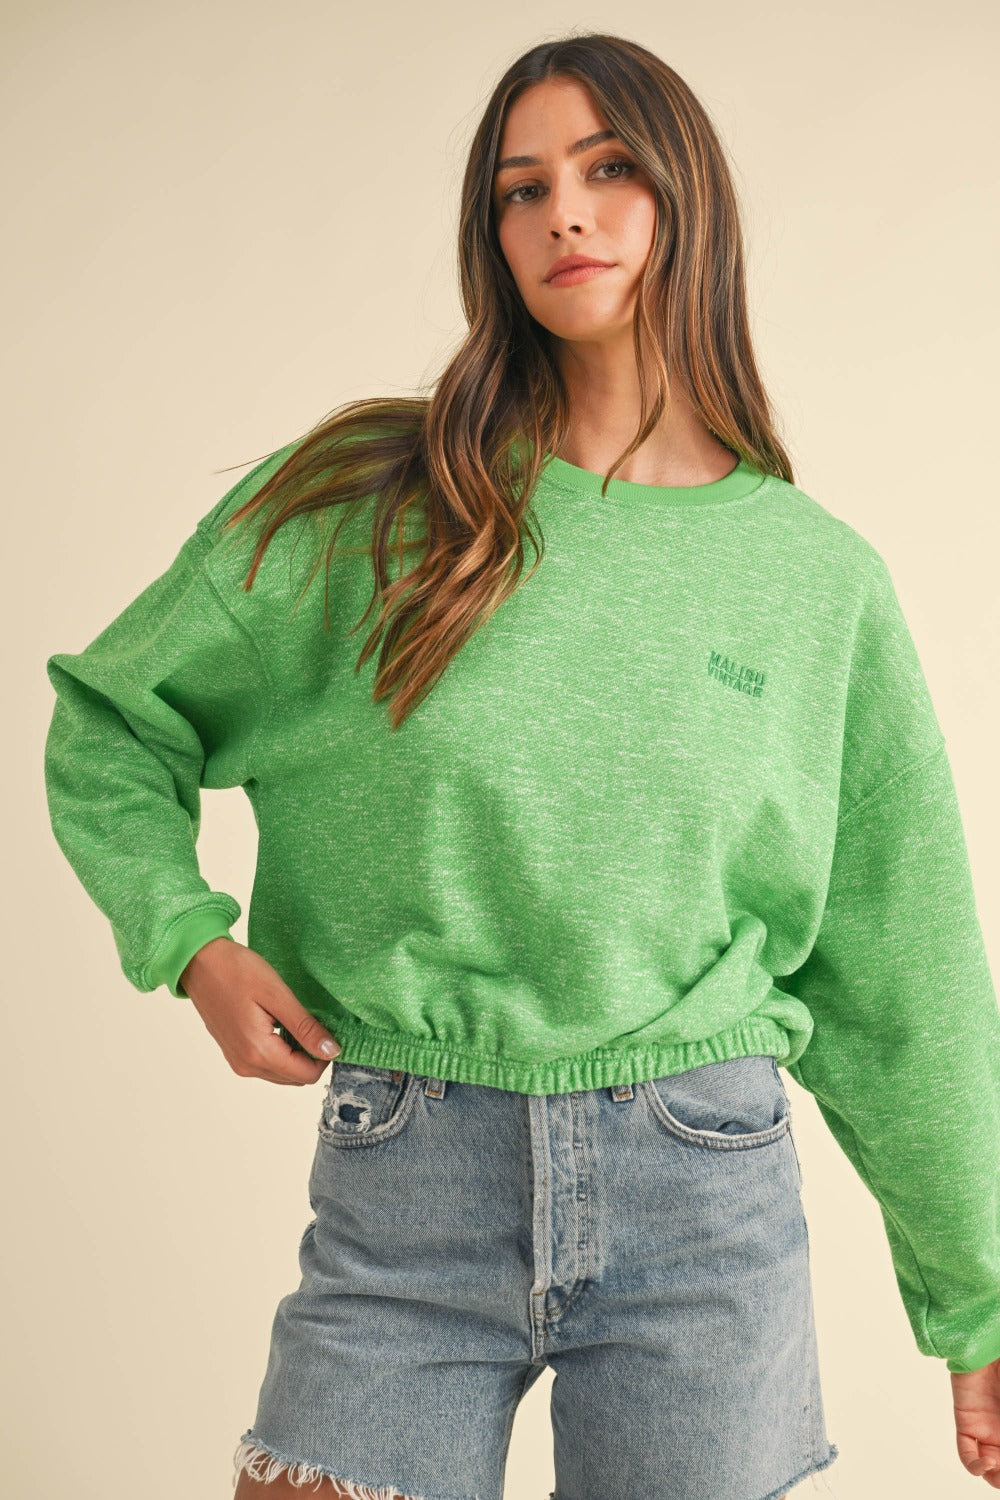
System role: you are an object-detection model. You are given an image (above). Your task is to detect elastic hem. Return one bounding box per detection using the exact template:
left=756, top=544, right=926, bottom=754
left=317, top=1013, right=792, bottom=1095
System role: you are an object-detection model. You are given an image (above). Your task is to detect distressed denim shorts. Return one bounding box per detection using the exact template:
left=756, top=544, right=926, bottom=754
left=233, top=1053, right=840, bottom=1500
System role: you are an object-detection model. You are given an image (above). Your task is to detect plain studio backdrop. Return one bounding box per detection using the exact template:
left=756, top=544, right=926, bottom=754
left=6, top=3, right=998, bottom=1498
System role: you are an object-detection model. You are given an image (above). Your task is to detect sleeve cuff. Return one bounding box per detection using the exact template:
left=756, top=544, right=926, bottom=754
left=145, top=906, right=239, bottom=997
left=945, top=1326, right=1000, bottom=1373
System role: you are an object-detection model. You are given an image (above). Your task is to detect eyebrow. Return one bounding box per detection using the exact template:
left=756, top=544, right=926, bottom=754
left=494, top=128, right=620, bottom=175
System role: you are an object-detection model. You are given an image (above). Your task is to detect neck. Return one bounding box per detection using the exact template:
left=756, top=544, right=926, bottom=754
left=554, top=377, right=736, bottom=489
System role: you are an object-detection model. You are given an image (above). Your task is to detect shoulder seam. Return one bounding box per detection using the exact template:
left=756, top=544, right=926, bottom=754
left=198, top=555, right=278, bottom=784
left=837, top=739, right=947, bottom=829
left=195, top=448, right=292, bottom=544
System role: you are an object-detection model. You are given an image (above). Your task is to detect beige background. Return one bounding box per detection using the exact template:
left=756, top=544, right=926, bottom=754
left=7, top=2, right=998, bottom=1497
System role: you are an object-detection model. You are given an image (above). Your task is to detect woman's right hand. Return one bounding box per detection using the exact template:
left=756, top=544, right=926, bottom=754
left=179, top=937, right=342, bottom=1085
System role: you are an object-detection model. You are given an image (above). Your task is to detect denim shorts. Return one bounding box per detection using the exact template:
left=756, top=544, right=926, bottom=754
left=233, top=1053, right=840, bottom=1500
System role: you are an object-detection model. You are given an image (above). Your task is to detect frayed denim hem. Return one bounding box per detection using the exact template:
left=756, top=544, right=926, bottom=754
left=233, top=1432, right=428, bottom=1497
left=544, top=1438, right=841, bottom=1500
left=757, top=1441, right=841, bottom=1499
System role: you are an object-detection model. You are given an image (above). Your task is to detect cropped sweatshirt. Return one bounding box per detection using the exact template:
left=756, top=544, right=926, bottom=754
left=44, top=438, right=1000, bottom=1374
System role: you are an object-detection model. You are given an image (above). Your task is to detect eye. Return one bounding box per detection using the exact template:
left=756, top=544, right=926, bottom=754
left=593, top=156, right=636, bottom=181
left=501, top=155, right=637, bottom=205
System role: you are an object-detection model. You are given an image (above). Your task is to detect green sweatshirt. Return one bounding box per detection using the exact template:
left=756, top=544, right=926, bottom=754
left=44, top=439, right=999, bottom=1374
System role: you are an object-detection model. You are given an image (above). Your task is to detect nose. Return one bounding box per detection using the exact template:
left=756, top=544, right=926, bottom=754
left=544, top=176, right=594, bottom=237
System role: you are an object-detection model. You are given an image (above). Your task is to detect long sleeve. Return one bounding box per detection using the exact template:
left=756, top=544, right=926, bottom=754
left=44, top=499, right=271, bottom=999
left=780, top=552, right=1000, bottom=1373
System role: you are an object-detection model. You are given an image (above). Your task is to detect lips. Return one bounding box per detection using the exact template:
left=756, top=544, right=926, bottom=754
left=545, top=257, right=614, bottom=283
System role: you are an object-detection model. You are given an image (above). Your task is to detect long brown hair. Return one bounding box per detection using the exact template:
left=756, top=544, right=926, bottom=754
left=221, top=32, right=795, bottom=729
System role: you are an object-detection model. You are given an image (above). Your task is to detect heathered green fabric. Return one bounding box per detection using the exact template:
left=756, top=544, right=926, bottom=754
left=45, top=440, right=999, bottom=1373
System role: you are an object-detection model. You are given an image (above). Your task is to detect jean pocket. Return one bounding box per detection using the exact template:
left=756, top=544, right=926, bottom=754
left=317, top=1061, right=420, bottom=1148
left=642, top=1054, right=791, bottom=1151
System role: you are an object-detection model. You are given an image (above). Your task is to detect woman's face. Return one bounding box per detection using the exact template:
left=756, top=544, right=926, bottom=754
left=493, top=77, right=657, bottom=347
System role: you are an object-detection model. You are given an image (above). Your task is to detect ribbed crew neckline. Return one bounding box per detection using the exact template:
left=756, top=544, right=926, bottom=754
left=535, top=449, right=767, bottom=507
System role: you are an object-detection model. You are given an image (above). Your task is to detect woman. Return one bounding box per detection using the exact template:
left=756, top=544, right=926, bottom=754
left=43, top=32, right=1000, bottom=1500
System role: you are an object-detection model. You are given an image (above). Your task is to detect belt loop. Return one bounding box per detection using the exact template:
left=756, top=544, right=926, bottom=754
left=424, top=1076, right=448, bottom=1099
left=610, top=1081, right=635, bottom=1101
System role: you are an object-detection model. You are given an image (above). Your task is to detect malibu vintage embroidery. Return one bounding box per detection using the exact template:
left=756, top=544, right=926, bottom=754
left=707, top=649, right=766, bottom=698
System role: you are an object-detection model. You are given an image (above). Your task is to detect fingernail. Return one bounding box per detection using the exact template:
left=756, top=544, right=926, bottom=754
left=319, top=1039, right=340, bottom=1057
